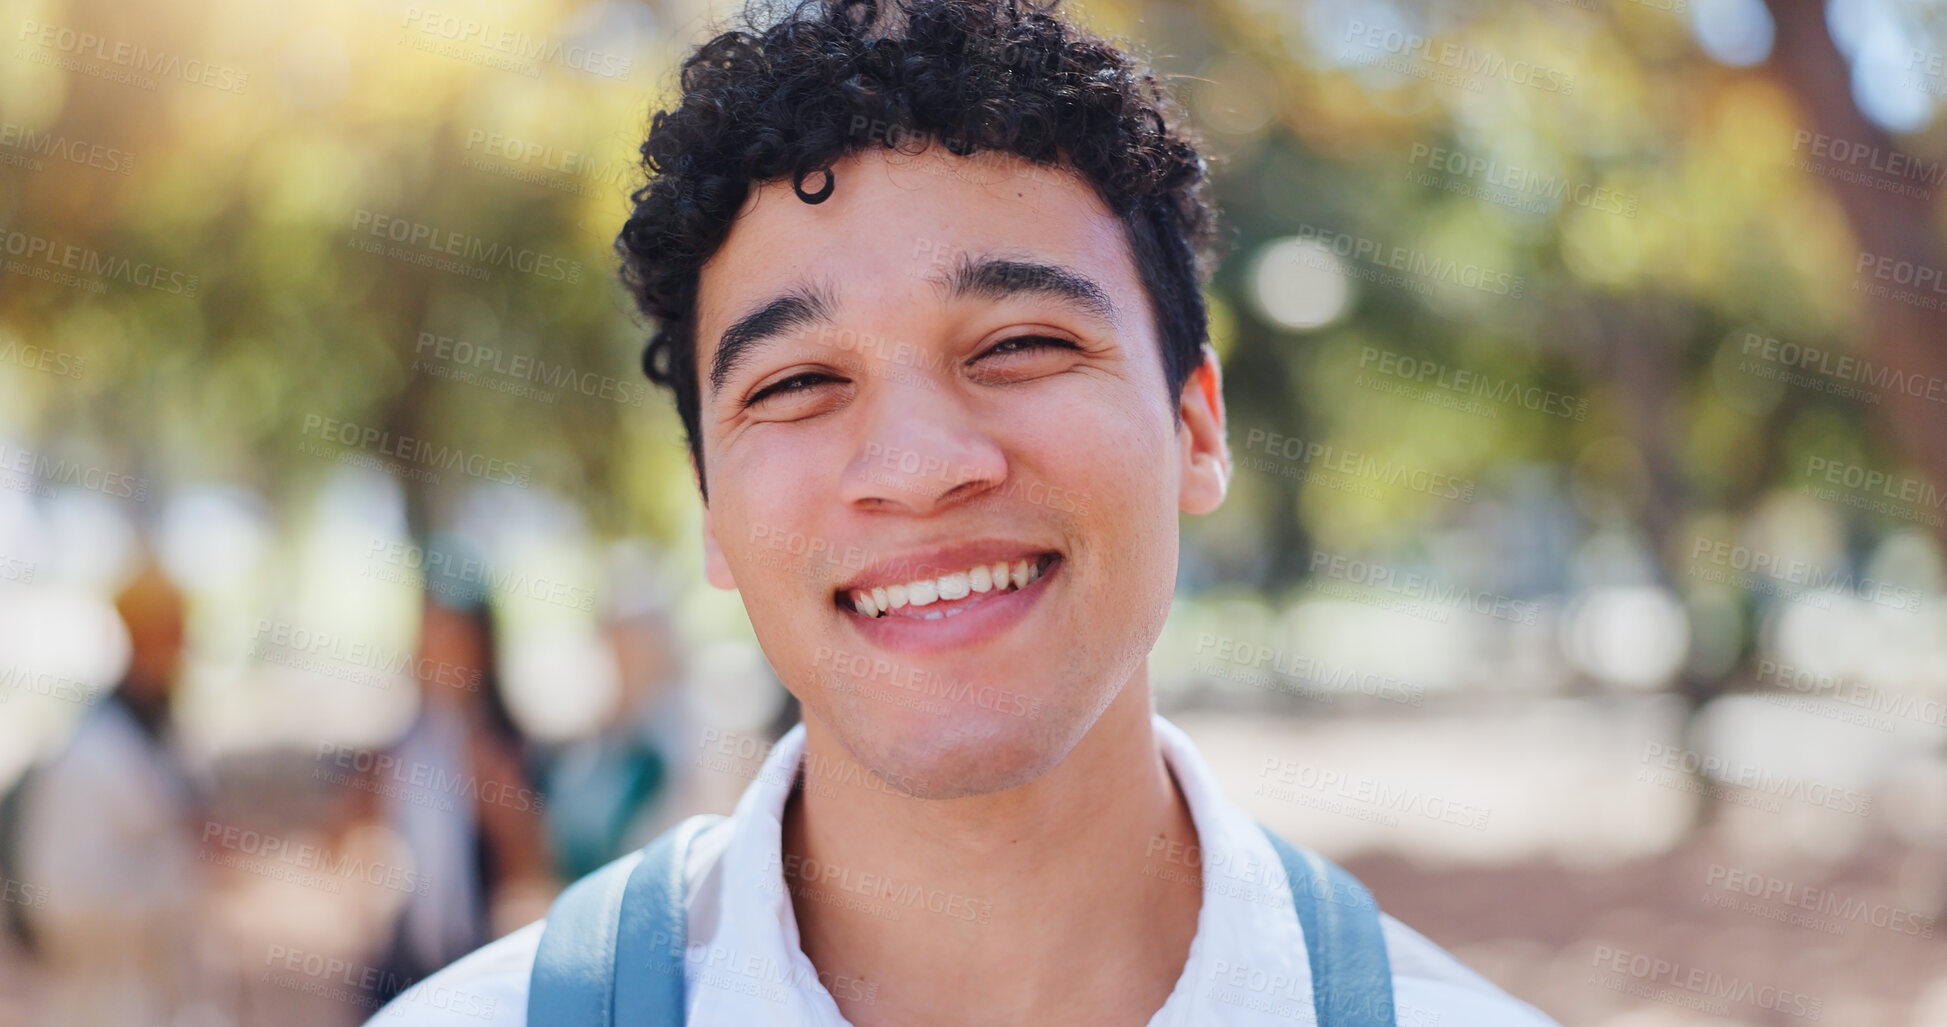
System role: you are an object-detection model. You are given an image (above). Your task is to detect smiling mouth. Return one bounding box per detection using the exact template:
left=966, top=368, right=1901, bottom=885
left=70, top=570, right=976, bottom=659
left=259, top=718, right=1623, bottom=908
left=836, top=553, right=1060, bottom=620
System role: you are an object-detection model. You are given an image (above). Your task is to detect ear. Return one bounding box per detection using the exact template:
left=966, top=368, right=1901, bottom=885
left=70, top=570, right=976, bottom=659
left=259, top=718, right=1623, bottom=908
left=697, top=456, right=738, bottom=590
left=1178, top=344, right=1229, bottom=516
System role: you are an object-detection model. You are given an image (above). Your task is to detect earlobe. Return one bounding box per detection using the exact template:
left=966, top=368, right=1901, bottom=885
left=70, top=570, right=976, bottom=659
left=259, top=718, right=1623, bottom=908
left=1178, top=344, right=1229, bottom=516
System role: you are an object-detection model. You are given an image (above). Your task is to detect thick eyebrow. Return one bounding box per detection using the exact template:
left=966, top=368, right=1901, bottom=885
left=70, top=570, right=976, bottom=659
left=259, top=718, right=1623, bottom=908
left=708, top=283, right=836, bottom=394
left=938, top=255, right=1120, bottom=329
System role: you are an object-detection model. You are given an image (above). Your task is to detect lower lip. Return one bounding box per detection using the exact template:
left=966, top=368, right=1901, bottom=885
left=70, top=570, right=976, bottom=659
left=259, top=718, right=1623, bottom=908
left=839, top=556, right=1061, bottom=656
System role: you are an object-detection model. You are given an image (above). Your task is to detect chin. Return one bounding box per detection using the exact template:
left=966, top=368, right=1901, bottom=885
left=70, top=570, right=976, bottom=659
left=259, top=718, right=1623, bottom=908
left=821, top=688, right=1086, bottom=801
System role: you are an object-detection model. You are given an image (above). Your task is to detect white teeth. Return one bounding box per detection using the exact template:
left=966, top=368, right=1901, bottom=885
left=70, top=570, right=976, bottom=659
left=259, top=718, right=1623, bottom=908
left=937, top=572, right=970, bottom=601
left=847, top=555, right=1051, bottom=617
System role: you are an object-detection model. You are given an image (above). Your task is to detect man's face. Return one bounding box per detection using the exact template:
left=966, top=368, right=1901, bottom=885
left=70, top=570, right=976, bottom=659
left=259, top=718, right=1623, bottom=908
left=693, top=146, right=1226, bottom=798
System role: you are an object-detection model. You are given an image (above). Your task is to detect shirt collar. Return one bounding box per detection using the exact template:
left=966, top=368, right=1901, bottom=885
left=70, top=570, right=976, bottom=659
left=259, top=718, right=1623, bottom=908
left=687, top=714, right=1314, bottom=1026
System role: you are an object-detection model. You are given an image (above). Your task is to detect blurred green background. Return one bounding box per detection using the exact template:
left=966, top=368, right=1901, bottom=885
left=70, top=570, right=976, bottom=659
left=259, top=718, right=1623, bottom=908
left=4, top=0, right=1947, bottom=1023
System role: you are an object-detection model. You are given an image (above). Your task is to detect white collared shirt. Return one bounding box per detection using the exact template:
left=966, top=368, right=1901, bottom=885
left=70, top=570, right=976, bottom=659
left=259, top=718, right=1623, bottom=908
left=371, top=715, right=1558, bottom=1026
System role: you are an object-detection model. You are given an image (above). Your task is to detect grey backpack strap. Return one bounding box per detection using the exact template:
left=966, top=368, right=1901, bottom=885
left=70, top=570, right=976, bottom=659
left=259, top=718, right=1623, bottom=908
left=1259, top=825, right=1397, bottom=1027
left=529, top=814, right=724, bottom=1026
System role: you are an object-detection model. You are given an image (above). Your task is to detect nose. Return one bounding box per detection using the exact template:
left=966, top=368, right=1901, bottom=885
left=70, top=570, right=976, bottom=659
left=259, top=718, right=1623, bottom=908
left=838, top=384, right=1007, bottom=514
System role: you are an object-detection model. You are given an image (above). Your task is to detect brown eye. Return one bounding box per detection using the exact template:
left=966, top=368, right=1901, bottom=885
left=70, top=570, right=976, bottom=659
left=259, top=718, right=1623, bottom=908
left=745, top=372, right=841, bottom=409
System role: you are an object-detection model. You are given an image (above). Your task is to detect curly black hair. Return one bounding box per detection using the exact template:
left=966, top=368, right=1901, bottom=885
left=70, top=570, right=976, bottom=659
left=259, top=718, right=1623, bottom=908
left=616, top=0, right=1219, bottom=498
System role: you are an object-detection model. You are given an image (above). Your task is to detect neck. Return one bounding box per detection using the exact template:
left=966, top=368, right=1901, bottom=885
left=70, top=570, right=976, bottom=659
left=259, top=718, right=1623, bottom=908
left=780, top=668, right=1202, bottom=1026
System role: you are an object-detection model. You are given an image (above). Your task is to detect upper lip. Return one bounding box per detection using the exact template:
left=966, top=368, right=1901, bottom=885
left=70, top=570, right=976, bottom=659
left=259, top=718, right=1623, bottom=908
left=834, top=539, right=1059, bottom=594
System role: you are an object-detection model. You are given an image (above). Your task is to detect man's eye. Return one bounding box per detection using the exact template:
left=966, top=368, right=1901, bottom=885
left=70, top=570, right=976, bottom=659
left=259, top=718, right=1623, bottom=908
left=745, top=372, right=839, bottom=408
left=981, top=335, right=1080, bottom=359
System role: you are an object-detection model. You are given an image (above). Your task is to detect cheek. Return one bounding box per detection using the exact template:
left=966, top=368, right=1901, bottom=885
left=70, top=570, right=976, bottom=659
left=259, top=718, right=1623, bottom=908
left=715, top=431, right=846, bottom=578
left=1017, top=385, right=1180, bottom=639
left=1022, top=380, right=1178, bottom=530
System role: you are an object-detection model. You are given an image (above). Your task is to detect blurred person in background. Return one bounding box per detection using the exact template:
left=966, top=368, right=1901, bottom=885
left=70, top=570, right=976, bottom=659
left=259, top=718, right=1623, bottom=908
left=540, top=559, right=698, bottom=881
left=14, top=560, right=208, bottom=1026
left=368, top=535, right=555, bottom=1007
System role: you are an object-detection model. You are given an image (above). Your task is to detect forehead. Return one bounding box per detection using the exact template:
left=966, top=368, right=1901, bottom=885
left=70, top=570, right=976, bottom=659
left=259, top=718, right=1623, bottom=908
left=694, top=147, right=1141, bottom=339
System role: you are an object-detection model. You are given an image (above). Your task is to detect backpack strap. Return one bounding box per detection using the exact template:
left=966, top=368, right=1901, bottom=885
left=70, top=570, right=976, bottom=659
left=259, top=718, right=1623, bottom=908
left=529, top=814, right=723, bottom=1027
left=530, top=814, right=1388, bottom=1026
left=1259, top=824, right=1396, bottom=1027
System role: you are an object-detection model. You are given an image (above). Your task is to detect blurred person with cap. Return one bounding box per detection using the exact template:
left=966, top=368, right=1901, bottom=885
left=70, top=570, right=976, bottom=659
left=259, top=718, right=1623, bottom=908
left=14, top=559, right=208, bottom=1026
left=368, top=533, right=556, bottom=1008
